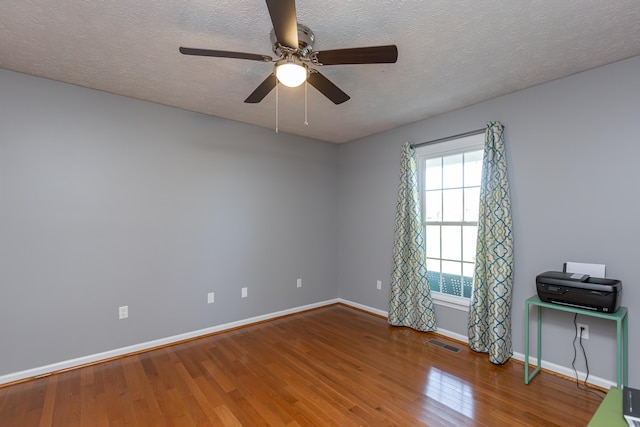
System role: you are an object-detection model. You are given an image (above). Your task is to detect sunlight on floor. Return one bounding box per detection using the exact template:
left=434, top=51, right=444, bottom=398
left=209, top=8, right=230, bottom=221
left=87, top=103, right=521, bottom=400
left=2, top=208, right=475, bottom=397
left=425, top=367, right=475, bottom=418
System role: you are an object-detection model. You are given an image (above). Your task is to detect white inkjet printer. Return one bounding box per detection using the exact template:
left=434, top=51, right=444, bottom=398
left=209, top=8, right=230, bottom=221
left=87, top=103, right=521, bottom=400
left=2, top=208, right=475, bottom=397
left=536, top=271, right=622, bottom=312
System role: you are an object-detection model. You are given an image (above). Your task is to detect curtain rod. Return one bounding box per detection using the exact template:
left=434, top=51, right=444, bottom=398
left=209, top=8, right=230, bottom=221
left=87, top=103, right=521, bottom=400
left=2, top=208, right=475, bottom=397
left=410, top=128, right=486, bottom=149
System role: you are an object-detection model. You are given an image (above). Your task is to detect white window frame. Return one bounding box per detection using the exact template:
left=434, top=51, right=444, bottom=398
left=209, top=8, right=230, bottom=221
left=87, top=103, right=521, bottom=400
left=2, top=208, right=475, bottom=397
left=415, top=133, right=484, bottom=312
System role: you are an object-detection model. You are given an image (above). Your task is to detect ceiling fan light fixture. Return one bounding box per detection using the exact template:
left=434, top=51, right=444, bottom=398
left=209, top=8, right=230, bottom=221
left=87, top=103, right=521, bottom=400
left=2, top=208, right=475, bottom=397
left=275, top=59, right=308, bottom=87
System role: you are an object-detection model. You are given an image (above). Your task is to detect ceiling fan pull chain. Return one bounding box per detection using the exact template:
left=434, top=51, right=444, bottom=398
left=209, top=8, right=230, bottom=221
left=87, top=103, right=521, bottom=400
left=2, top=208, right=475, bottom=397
left=304, top=79, right=309, bottom=126
left=275, top=81, right=279, bottom=133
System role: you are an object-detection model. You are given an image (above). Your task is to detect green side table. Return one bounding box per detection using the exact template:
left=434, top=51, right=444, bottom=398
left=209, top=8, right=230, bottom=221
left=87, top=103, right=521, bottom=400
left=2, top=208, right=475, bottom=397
left=524, top=295, right=628, bottom=387
left=587, top=387, right=626, bottom=426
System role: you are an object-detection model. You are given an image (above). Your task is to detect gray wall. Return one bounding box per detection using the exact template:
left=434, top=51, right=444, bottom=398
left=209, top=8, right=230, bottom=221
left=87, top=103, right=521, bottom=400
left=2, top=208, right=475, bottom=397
left=339, top=55, right=640, bottom=385
left=0, top=70, right=339, bottom=376
left=2, top=54, right=639, bottom=386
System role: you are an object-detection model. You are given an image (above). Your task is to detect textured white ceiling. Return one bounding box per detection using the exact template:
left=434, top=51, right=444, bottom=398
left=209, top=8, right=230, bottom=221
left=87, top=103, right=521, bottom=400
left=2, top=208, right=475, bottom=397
left=2, top=0, right=640, bottom=143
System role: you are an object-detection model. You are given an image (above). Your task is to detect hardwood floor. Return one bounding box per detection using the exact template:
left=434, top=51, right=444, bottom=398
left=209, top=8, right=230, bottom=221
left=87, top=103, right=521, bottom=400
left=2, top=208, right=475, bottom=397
left=0, top=304, right=603, bottom=426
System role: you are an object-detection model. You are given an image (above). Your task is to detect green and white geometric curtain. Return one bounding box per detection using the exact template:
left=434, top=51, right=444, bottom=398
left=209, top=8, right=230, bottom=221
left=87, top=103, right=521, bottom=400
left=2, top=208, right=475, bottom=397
left=388, top=142, right=437, bottom=332
left=468, top=122, right=514, bottom=364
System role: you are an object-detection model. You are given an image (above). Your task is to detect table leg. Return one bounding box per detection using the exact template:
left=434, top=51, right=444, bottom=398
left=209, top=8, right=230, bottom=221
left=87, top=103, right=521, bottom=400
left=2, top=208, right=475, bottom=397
left=616, top=318, right=622, bottom=388
left=537, top=306, right=542, bottom=367
left=525, top=302, right=530, bottom=383
left=623, top=312, right=628, bottom=386
left=525, top=303, right=542, bottom=384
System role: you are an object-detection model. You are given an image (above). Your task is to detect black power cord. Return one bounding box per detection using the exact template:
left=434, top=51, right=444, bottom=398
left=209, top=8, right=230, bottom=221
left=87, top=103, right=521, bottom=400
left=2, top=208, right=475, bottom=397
left=571, top=313, right=605, bottom=399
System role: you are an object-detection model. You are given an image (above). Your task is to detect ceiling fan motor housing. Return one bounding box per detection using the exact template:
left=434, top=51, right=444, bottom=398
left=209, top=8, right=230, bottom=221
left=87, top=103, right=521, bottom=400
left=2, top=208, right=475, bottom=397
left=271, top=24, right=315, bottom=57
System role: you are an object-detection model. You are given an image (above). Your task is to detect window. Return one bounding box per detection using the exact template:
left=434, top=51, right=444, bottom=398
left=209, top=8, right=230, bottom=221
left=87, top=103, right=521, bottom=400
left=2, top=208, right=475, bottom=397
left=416, top=133, right=484, bottom=310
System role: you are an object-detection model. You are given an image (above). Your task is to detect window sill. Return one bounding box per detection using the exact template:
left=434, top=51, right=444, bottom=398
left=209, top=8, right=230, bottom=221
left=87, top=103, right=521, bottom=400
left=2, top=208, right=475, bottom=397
left=431, top=293, right=470, bottom=312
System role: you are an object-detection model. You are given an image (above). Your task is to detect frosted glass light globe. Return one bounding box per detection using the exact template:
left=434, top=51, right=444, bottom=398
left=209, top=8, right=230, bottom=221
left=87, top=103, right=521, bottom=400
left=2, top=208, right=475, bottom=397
left=276, top=62, right=307, bottom=87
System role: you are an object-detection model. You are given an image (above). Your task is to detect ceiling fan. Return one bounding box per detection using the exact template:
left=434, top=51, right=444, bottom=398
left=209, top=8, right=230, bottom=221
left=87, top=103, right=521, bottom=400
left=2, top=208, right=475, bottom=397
left=179, top=0, right=398, bottom=105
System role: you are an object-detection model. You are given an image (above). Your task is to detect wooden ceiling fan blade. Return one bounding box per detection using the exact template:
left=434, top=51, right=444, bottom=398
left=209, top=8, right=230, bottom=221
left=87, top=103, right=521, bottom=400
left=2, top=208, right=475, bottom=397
left=179, top=47, right=272, bottom=62
left=307, top=71, right=350, bottom=105
left=244, top=74, right=278, bottom=103
left=265, top=0, right=298, bottom=49
left=314, top=45, right=398, bottom=65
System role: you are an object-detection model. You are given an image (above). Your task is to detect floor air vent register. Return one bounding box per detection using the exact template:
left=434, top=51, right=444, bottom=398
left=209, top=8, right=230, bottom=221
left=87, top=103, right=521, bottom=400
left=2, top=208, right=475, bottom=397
left=427, top=339, right=461, bottom=353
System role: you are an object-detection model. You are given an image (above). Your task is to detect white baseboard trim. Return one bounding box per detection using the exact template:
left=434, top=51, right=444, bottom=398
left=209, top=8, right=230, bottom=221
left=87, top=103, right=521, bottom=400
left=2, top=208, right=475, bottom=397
left=337, top=298, right=389, bottom=317
left=432, top=328, right=470, bottom=344
left=1, top=298, right=616, bottom=390
left=510, top=351, right=615, bottom=390
left=338, top=298, right=469, bottom=343
left=338, top=299, right=615, bottom=389
left=0, top=298, right=340, bottom=386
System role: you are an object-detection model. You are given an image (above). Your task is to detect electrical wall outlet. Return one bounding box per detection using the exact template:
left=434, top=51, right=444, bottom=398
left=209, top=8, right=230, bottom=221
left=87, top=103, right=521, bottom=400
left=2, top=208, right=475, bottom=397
left=377, top=280, right=382, bottom=290
left=577, top=323, right=589, bottom=340
left=297, top=278, right=302, bottom=288
left=207, top=292, right=215, bottom=304
left=119, top=305, right=128, bottom=319
left=241, top=287, right=248, bottom=298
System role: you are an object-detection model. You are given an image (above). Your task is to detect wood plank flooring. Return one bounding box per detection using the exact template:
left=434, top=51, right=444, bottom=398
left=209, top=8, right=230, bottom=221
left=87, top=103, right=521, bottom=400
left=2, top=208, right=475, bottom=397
left=0, top=304, right=603, bottom=426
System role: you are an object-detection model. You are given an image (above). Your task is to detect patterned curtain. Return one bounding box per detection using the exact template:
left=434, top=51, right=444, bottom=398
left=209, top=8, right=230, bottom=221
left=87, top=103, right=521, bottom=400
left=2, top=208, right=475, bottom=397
left=468, top=122, right=514, bottom=364
left=388, top=142, right=437, bottom=332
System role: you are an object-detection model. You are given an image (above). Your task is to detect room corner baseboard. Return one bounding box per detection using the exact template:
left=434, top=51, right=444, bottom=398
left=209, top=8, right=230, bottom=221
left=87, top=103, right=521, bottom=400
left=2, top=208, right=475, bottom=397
left=337, top=298, right=389, bottom=317
left=0, top=298, right=340, bottom=387
left=338, top=298, right=469, bottom=343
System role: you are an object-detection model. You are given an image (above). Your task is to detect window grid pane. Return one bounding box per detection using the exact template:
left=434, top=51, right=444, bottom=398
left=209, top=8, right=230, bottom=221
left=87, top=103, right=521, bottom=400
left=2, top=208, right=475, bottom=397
left=462, top=226, right=478, bottom=263
left=426, top=258, right=441, bottom=293
left=464, top=150, right=483, bottom=187
left=442, top=189, right=463, bottom=222
left=425, top=190, right=442, bottom=222
left=441, top=226, right=461, bottom=261
left=463, top=187, right=480, bottom=221
left=441, top=261, right=462, bottom=297
left=442, top=154, right=463, bottom=189
left=425, top=158, right=442, bottom=190
left=425, top=225, right=441, bottom=258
